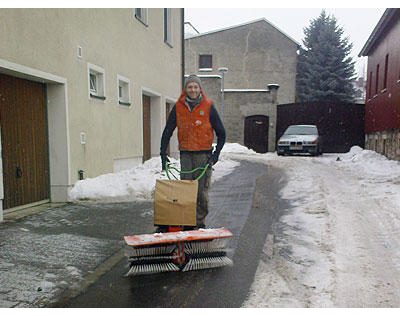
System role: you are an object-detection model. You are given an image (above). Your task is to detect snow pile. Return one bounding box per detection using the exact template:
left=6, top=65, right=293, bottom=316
left=69, top=157, right=177, bottom=202
left=69, top=147, right=242, bottom=202
left=337, top=145, right=400, bottom=182
left=330, top=145, right=400, bottom=207
left=221, top=142, right=257, bottom=155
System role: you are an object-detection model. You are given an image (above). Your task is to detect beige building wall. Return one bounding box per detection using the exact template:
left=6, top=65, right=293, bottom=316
left=0, top=8, right=182, bottom=212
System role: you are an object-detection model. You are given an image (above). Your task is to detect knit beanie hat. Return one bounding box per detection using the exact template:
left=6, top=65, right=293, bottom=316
left=185, top=74, right=202, bottom=89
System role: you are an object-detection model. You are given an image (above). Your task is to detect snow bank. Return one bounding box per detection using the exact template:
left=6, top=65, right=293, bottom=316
left=336, top=146, right=400, bottom=182
left=69, top=143, right=400, bottom=208
left=69, top=144, right=249, bottom=202
left=69, top=157, right=177, bottom=202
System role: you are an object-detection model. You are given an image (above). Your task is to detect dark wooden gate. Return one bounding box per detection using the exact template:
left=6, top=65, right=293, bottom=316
left=142, top=95, right=151, bottom=162
left=244, top=115, right=269, bottom=153
left=277, top=101, right=365, bottom=153
left=0, top=74, right=49, bottom=209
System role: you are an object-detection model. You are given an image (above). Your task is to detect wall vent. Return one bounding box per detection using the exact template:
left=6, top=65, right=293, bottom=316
left=80, top=132, right=86, bottom=145
left=77, top=46, right=83, bottom=58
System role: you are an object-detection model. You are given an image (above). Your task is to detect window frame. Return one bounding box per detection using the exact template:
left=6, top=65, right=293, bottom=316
left=117, top=75, right=131, bottom=107
left=199, top=54, right=212, bottom=71
left=383, top=54, right=389, bottom=91
left=375, top=64, right=379, bottom=96
left=135, top=8, right=148, bottom=26
left=164, top=8, right=173, bottom=47
left=398, top=62, right=400, bottom=83
left=368, top=71, right=372, bottom=100
left=88, top=63, right=106, bottom=100
left=89, top=73, right=97, bottom=94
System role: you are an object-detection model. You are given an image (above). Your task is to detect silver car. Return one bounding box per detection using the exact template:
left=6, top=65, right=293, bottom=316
left=277, top=125, right=322, bottom=156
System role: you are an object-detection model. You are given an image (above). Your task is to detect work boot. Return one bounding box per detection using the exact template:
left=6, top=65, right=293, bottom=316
left=154, top=225, right=169, bottom=233
left=183, top=226, right=197, bottom=231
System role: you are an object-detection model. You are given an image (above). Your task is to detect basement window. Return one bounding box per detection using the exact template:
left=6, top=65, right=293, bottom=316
left=88, top=63, right=106, bottom=100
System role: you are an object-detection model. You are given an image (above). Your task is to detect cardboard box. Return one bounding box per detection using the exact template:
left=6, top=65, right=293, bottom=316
left=154, top=179, right=198, bottom=226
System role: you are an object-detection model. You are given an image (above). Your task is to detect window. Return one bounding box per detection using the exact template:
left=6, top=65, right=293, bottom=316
left=117, top=75, right=131, bottom=106
left=375, top=64, right=379, bottom=95
left=88, top=63, right=106, bottom=100
left=164, top=8, right=172, bottom=46
left=383, top=54, right=389, bottom=90
left=89, top=73, right=97, bottom=94
left=398, top=63, right=400, bottom=82
left=199, top=54, right=212, bottom=71
left=135, top=8, right=148, bottom=26
left=368, top=71, right=372, bottom=99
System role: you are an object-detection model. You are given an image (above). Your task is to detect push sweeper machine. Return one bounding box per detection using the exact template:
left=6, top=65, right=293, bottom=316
left=124, top=162, right=233, bottom=276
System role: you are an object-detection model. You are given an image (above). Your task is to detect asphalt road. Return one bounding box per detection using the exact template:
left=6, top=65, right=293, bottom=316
left=54, top=160, right=287, bottom=308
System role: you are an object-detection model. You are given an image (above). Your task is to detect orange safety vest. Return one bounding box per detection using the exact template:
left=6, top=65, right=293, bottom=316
left=175, top=90, right=214, bottom=151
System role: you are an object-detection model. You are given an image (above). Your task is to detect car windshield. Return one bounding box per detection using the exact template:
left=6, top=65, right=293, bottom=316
left=284, top=126, right=317, bottom=135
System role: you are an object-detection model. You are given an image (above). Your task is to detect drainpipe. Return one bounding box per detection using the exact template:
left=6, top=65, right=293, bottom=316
left=181, top=8, right=185, bottom=90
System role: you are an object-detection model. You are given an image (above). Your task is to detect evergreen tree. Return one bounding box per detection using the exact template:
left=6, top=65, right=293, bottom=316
left=296, top=10, right=357, bottom=102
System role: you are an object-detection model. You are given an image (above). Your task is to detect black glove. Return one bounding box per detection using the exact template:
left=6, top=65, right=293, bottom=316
left=161, top=154, right=170, bottom=171
left=207, top=151, right=220, bottom=166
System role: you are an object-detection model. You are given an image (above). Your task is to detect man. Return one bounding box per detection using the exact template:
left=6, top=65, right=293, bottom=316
left=159, top=74, right=226, bottom=231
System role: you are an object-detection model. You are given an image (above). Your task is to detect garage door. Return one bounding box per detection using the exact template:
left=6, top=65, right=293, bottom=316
left=0, top=74, right=50, bottom=210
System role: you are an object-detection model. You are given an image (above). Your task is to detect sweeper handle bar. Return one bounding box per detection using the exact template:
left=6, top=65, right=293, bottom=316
left=164, top=162, right=210, bottom=181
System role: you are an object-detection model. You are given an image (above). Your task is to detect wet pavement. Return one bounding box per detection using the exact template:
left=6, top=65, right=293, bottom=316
left=0, top=201, right=154, bottom=307
left=0, top=159, right=286, bottom=308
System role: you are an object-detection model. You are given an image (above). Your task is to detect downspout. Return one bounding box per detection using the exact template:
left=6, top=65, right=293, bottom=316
left=181, top=8, right=185, bottom=90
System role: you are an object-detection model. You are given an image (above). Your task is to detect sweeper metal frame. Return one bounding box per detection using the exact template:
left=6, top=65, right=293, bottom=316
left=124, top=162, right=233, bottom=276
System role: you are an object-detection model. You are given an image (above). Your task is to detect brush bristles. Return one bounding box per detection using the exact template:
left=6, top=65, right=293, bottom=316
left=184, top=239, right=229, bottom=255
left=128, top=255, right=175, bottom=262
left=182, top=256, right=233, bottom=272
left=125, top=262, right=180, bottom=276
left=125, top=237, right=233, bottom=275
left=125, top=244, right=176, bottom=258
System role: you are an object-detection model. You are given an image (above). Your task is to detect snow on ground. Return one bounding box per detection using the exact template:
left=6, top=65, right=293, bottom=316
left=69, top=146, right=243, bottom=202
left=68, top=143, right=400, bottom=307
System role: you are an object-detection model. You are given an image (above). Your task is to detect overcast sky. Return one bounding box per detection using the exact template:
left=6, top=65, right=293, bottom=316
left=184, top=7, right=388, bottom=78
